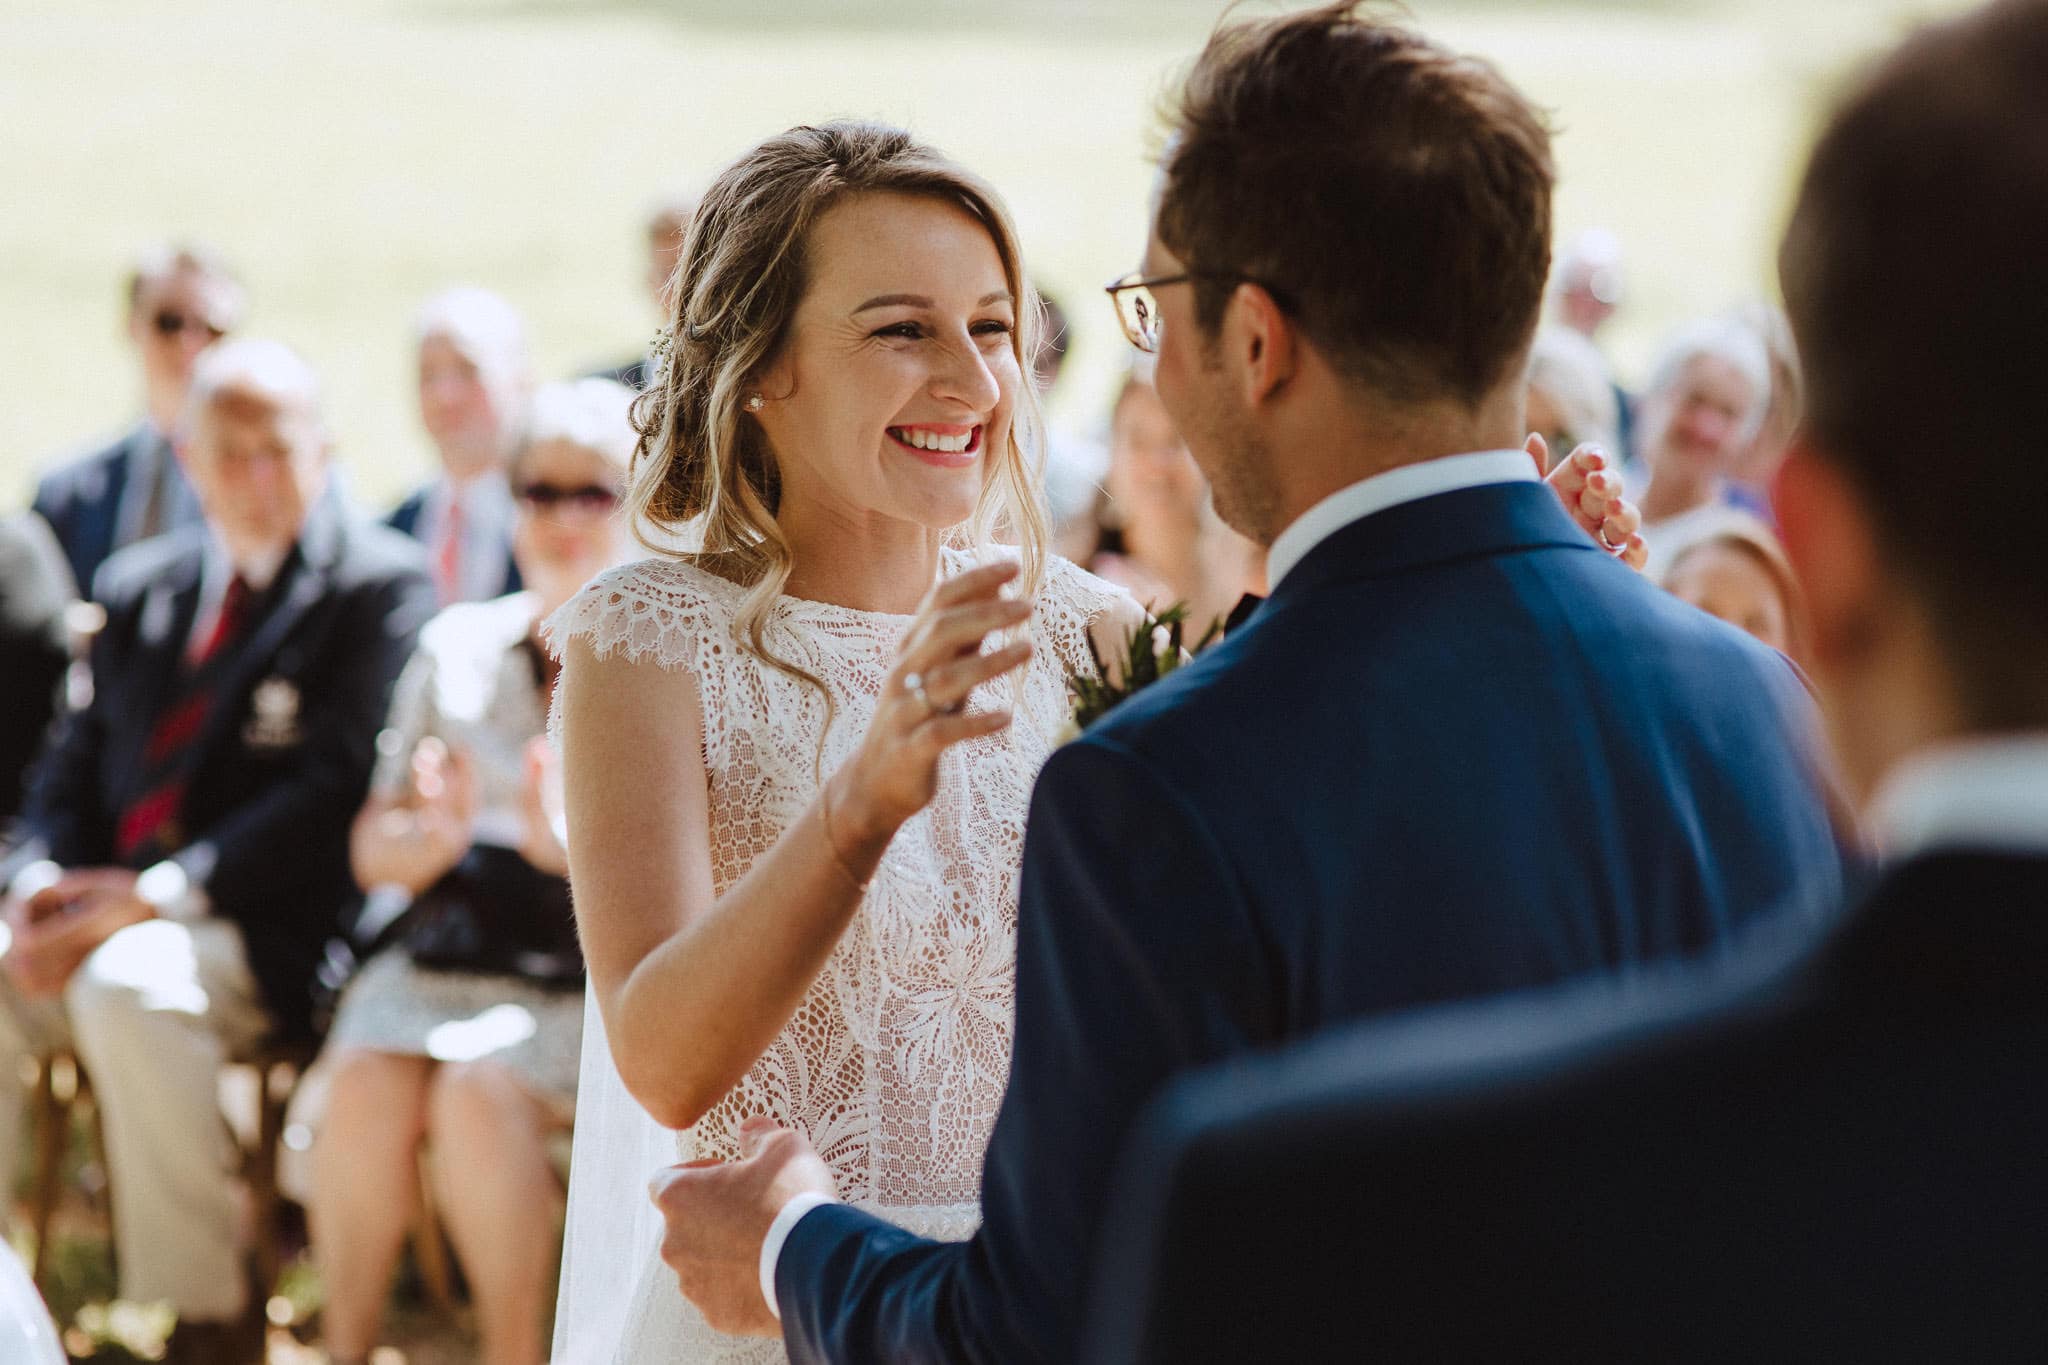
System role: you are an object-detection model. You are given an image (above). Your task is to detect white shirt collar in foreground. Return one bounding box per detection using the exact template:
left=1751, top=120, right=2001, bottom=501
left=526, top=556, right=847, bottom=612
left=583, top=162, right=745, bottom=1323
left=1866, top=733, right=2048, bottom=861
left=1265, top=448, right=1538, bottom=591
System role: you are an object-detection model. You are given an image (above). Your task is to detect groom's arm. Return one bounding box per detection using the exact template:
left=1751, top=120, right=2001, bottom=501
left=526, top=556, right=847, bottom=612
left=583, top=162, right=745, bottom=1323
left=775, top=733, right=1268, bottom=1365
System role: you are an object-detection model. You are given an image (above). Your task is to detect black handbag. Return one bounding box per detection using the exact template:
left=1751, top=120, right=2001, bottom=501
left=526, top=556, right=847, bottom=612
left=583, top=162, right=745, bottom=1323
left=398, top=844, right=584, bottom=988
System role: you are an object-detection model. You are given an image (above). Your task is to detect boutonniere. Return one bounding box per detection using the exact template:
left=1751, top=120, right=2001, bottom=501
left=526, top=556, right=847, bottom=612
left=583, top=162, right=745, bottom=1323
left=1061, top=603, right=1223, bottom=740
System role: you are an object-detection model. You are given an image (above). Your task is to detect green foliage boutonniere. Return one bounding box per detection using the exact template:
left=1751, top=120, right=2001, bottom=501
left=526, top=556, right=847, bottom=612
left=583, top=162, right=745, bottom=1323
left=1064, top=603, right=1224, bottom=737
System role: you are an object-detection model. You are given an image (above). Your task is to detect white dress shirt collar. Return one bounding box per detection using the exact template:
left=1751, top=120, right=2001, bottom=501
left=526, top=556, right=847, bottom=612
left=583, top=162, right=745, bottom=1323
left=1867, top=734, right=2048, bottom=861
left=1265, top=448, right=1539, bottom=591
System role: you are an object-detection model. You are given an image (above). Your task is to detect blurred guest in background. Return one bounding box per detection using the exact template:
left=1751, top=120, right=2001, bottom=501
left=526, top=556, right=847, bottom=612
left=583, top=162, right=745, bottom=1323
left=1524, top=326, right=1621, bottom=471
left=1629, top=317, right=1771, bottom=571
left=389, top=287, right=531, bottom=605
left=1658, top=508, right=1805, bottom=663
left=309, top=378, right=634, bottom=1365
left=31, top=242, right=245, bottom=595
left=1549, top=227, right=1634, bottom=459
left=0, top=515, right=73, bottom=829
left=591, top=193, right=698, bottom=391
left=1727, top=300, right=1802, bottom=511
left=0, top=339, right=433, bottom=1365
left=1083, top=366, right=1262, bottom=631
left=1035, top=287, right=1111, bottom=554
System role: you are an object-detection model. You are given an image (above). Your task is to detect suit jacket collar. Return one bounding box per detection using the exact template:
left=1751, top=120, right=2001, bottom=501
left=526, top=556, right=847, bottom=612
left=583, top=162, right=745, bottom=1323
left=1263, top=479, right=1599, bottom=610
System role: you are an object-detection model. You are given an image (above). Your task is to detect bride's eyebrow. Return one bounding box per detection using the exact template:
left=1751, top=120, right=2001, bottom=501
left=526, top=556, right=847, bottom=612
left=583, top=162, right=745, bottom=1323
left=852, top=291, right=1014, bottom=313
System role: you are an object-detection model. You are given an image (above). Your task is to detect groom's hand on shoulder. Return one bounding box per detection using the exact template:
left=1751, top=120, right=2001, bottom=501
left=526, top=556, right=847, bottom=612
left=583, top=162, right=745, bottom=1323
left=651, top=1118, right=837, bottom=1338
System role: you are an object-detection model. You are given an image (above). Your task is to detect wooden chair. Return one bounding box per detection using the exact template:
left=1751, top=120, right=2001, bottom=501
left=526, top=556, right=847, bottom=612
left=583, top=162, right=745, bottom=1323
left=26, top=1039, right=316, bottom=1302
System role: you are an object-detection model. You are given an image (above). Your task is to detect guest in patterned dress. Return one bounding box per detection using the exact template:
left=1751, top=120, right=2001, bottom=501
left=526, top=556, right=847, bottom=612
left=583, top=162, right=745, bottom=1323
left=307, top=378, right=636, bottom=1365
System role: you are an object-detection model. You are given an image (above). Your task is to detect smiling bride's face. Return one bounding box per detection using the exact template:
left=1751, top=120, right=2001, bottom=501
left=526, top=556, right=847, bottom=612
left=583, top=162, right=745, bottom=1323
left=751, top=191, right=1022, bottom=532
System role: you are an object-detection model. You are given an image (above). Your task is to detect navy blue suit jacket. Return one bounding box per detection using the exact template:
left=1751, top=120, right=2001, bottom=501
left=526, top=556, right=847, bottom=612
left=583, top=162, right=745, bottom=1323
left=2, top=496, right=435, bottom=1039
left=32, top=422, right=203, bottom=598
left=1085, top=848, right=2047, bottom=1362
left=387, top=485, right=521, bottom=597
left=774, top=480, right=1842, bottom=1363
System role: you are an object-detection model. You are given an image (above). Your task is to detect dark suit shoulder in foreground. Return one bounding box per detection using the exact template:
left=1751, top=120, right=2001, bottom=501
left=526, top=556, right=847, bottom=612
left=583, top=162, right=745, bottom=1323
left=1087, top=850, right=2048, bottom=1363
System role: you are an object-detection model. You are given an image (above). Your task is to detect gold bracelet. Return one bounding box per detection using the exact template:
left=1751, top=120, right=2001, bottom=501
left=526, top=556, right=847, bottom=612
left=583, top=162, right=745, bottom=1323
left=818, top=789, right=873, bottom=894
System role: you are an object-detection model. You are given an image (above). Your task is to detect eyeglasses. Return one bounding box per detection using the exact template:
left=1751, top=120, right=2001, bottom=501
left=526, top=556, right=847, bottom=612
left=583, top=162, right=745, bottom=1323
left=1103, top=270, right=1288, bottom=354
left=151, top=309, right=226, bottom=342
left=516, top=483, right=620, bottom=520
left=1103, top=272, right=1190, bottom=354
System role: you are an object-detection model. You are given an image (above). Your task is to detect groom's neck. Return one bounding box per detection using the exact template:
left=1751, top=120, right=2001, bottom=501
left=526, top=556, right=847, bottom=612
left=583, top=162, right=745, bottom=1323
left=1258, top=372, right=1527, bottom=542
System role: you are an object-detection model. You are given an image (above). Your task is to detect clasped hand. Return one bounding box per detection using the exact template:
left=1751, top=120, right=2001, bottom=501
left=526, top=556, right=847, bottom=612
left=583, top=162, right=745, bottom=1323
left=651, top=1117, right=836, bottom=1338
left=0, top=869, right=154, bottom=999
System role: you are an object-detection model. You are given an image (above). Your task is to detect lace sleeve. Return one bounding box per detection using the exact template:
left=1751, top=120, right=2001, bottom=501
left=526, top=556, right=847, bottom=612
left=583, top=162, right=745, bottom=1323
left=541, top=557, right=734, bottom=671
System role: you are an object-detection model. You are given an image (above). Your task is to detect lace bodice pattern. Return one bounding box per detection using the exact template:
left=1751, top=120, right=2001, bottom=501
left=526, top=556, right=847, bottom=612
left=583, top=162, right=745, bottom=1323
left=546, top=549, right=1125, bottom=1360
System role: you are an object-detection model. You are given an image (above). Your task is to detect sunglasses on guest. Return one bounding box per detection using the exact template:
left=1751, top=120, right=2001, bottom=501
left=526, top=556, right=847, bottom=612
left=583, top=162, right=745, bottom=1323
left=516, top=482, right=621, bottom=518
left=150, top=309, right=227, bottom=342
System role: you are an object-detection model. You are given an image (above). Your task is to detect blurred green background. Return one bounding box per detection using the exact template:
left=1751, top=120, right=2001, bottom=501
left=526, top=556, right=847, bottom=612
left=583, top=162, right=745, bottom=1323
left=1, top=0, right=1972, bottom=509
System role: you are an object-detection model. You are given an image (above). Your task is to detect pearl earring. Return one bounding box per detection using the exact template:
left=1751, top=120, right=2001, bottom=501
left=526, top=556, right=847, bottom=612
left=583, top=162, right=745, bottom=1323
left=745, top=394, right=765, bottom=412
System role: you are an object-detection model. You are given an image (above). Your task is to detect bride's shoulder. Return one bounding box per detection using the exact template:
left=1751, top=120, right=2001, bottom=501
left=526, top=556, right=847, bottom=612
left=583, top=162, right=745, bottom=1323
left=542, top=554, right=742, bottom=667
left=1039, top=553, right=1145, bottom=631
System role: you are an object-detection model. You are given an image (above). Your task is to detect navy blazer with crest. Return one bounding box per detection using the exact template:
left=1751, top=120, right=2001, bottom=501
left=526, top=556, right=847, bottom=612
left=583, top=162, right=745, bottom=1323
left=31, top=421, right=206, bottom=598
left=772, top=477, right=1844, bottom=1364
left=3, top=492, right=435, bottom=1040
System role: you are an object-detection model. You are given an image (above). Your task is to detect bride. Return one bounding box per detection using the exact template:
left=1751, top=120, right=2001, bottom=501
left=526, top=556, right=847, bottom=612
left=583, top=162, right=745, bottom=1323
left=546, top=121, right=1141, bottom=1363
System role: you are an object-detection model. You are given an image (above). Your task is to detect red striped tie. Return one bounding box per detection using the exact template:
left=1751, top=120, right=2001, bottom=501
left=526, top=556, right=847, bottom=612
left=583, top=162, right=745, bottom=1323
left=115, top=576, right=253, bottom=862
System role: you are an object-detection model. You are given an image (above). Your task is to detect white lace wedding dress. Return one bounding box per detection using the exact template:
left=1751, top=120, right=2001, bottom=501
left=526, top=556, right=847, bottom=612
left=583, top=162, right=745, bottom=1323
left=546, top=548, right=1128, bottom=1364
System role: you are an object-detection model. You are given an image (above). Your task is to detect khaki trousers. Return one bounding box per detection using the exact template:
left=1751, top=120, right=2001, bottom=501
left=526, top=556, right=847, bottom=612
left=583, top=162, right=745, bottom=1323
left=0, top=917, right=271, bottom=1320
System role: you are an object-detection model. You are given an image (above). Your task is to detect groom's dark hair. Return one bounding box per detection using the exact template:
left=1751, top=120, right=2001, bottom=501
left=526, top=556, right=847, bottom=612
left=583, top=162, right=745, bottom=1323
left=1779, top=0, right=2048, bottom=726
left=1156, top=2, right=1553, bottom=409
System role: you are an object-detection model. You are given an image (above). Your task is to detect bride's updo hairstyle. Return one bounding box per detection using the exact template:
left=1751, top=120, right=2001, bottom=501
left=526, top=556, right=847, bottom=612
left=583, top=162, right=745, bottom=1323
left=628, top=119, right=1049, bottom=679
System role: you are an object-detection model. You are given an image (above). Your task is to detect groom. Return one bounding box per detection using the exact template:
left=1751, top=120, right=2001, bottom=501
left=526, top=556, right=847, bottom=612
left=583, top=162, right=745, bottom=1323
left=654, top=6, right=1841, bottom=1361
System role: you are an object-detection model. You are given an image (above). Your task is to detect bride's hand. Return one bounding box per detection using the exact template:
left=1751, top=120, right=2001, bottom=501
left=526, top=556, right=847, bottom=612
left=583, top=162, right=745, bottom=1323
left=828, top=561, right=1036, bottom=851
left=1529, top=435, right=1649, bottom=571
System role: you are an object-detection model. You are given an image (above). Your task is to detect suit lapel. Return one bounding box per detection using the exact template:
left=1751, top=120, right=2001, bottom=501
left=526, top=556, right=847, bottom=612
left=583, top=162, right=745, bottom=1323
left=126, top=543, right=204, bottom=745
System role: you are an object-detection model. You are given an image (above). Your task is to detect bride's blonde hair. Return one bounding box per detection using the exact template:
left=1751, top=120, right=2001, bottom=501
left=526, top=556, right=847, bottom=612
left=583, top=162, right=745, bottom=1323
left=628, top=120, right=1050, bottom=711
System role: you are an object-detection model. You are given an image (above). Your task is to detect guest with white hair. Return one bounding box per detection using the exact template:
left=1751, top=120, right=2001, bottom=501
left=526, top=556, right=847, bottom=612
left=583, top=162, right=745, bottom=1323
left=389, top=286, right=533, bottom=604
left=1524, top=326, right=1621, bottom=471
left=1547, top=228, right=1636, bottom=459
left=1629, top=317, right=1773, bottom=572
left=0, top=339, right=434, bottom=1365
left=308, top=378, right=637, bottom=1365
left=1728, top=299, right=1803, bottom=503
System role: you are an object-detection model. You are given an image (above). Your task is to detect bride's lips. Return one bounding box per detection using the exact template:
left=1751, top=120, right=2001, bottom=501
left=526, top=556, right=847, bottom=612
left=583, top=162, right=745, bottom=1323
left=887, top=423, right=983, bottom=469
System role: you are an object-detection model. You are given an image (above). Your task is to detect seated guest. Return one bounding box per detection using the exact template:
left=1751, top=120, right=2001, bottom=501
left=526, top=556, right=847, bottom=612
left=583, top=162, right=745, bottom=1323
left=1658, top=507, right=1805, bottom=662
left=1727, top=299, right=1802, bottom=512
left=1629, top=316, right=1772, bottom=572
left=390, top=287, right=531, bottom=605
left=590, top=194, right=698, bottom=391
left=1082, top=365, right=1263, bottom=631
left=1524, top=325, right=1620, bottom=470
left=308, top=378, right=634, bottom=1365
left=1086, top=6, right=2048, bottom=1358
left=32, top=241, right=245, bottom=595
left=0, top=514, right=73, bottom=828
left=1035, top=287, right=1111, bottom=556
left=1548, top=227, right=1634, bottom=460
left=0, top=339, right=433, bottom=1365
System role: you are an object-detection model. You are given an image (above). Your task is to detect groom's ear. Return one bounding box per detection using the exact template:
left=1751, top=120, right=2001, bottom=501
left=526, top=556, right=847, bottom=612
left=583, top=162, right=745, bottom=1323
left=1226, top=281, right=1297, bottom=407
left=1774, top=439, right=1884, bottom=671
